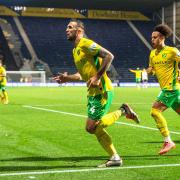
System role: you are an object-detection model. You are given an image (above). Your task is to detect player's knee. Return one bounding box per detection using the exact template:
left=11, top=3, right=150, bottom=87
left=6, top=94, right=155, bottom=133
left=86, top=119, right=99, bottom=134
left=86, top=123, right=97, bottom=134
left=86, top=126, right=96, bottom=134
left=176, top=110, right=180, bottom=115
left=150, top=108, right=160, bottom=118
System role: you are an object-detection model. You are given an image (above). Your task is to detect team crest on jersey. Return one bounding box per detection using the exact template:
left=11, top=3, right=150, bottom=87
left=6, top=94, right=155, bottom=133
left=89, top=43, right=97, bottom=52
left=162, top=53, right=167, bottom=58
left=77, top=49, right=80, bottom=55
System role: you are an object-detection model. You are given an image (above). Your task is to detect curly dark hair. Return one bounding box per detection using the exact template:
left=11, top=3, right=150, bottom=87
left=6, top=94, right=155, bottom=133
left=154, top=24, right=172, bottom=38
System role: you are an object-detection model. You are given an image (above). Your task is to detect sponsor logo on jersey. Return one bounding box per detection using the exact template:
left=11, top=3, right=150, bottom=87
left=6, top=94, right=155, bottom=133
left=77, top=49, right=80, bottom=55
left=154, top=61, right=168, bottom=65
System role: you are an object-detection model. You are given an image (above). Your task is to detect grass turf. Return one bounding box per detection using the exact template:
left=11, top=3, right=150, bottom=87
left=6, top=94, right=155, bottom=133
left=0, top=86, right=179, bottom=180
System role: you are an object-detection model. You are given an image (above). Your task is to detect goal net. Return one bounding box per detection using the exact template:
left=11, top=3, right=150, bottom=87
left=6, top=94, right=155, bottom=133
left=6, top=71, right=46, bottom=83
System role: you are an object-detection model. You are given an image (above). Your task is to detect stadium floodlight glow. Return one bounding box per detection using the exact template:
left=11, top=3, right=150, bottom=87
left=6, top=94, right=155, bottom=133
left=46, top=8, right=54, bottom=12
left=13, top=6, right=26, bottom=11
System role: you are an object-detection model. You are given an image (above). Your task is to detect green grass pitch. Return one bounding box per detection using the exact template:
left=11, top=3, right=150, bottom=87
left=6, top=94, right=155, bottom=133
left=0, top=86, right=180, bottom=180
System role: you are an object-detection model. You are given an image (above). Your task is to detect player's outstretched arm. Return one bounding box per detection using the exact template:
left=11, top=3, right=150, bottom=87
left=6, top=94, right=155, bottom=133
left=129, top=69, right=135, bottom=73
left=53, top=72, right=82, bottom=84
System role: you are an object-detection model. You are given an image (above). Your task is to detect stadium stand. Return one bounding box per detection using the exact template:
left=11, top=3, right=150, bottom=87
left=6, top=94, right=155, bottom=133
left=0, top=16, right=174, bottom=82
left=0, top=26, right=18, bottom=70
left=1, top=16, right=31, bottom=60
left=19, top=17, right=74, bottom=73
left=134, top=20, right=174, bottom=46
left=17, top=18, right=151, bottom=80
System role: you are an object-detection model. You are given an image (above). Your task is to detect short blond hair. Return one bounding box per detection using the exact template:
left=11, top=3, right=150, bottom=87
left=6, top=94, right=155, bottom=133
left=70, top=19, right=85, bottom=31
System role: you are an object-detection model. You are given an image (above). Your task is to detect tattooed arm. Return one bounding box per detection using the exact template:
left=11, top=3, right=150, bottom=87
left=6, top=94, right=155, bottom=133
left=87, top=47, right=114, bottom=88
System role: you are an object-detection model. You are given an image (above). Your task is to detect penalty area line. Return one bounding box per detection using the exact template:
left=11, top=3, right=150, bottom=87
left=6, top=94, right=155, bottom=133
left=0, top=163, right=180, bottom=177
left=23, top=105, right=180, bottom=135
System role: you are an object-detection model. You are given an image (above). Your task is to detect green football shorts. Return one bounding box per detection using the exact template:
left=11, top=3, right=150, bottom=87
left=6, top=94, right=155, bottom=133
left=136, top=78, right=141, bottom=83
left=87, top=91, right=114, bottom=120
left=157, top=89, right=180, bottom=110
left=0, top=84, right=6, bottom=91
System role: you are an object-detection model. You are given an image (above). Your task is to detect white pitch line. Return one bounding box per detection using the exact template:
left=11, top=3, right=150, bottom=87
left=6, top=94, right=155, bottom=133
left=23, top=105, right=86, bottom=118
left=0, top=163, right=180, bottom=177
left=116, top=122, right=180, bottom=135
left=23, top=105, right=180, bottom=135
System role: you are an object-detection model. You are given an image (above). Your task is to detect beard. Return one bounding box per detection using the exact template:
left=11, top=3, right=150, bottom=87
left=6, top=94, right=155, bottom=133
left=151, top=43, right=156, bottom=49
left=67, top=32, right=77, bottom=41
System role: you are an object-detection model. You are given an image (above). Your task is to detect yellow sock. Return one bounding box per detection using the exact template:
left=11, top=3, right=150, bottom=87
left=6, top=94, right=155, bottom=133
left=95, top=125, right=117, bottom=156
left=3, top=91, right=8, bottom=99
left=2, top=91, right=8, bottom=103
left=94, top=110, right=122, bottom=156
left=151, top=108, right=169, bottom=137
left=100, top=110, right=122, bottom=128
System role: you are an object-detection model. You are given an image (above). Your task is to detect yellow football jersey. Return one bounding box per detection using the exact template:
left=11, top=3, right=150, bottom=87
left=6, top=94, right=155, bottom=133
left=130, top=70, right=142, bottom=78
left=149, top=46, right=180, bottom=90
left=0, top=66, right=7, bottom=85
left=73, top=37, right=113, bottom=96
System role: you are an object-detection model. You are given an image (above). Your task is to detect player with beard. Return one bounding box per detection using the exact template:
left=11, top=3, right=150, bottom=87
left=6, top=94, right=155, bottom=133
left=54, top=19, right=140, bottom=167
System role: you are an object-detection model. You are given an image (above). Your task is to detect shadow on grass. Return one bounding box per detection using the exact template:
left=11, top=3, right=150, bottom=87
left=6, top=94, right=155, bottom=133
left=0, top=156, right=108, bottom=171
left=0, top=165, right=88, bottom=171
left=122, top=153, right=180, bottom=161
left=0, top=156, right=107, bottom=162
left=1, top=154, right=179, bottom=171
left=141, top=140, right=180, bottom=144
